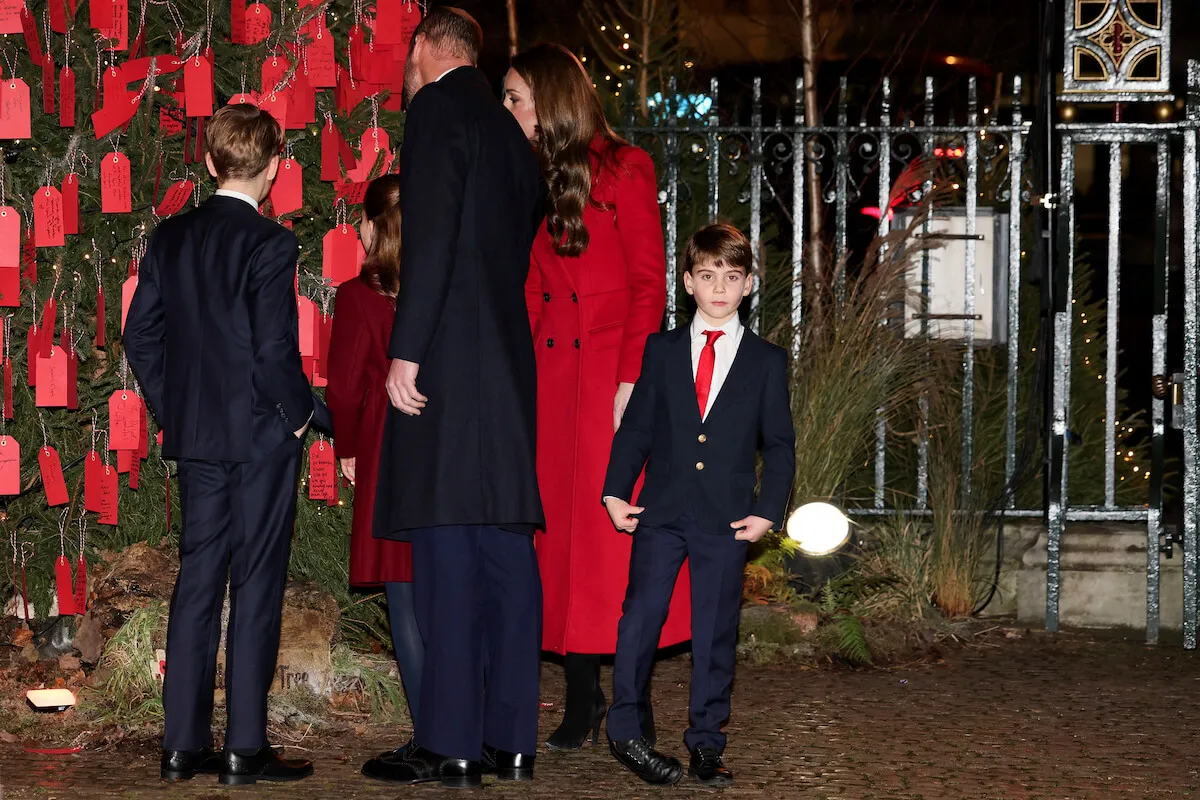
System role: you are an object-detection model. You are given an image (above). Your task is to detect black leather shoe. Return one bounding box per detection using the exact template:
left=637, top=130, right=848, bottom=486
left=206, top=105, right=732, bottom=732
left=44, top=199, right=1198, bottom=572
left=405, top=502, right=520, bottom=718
left=372, top=738, right=418, bottom=764
left=608, top=736, right=683, bottom=786
left=689, top=747, right=734, bottom=788
left=218, top=747, right=313, bottom=785
left=481, top=743, right=534, bottom=781
left=160, top=748, right=222, bottom=782
left=362, top=743, right=481, bottom=789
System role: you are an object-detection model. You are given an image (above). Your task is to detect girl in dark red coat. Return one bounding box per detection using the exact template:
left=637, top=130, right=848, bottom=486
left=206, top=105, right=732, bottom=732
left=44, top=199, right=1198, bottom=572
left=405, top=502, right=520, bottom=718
left=325, top=176, right=424, bottom=726
left=505, top=43, right=691, bottom=749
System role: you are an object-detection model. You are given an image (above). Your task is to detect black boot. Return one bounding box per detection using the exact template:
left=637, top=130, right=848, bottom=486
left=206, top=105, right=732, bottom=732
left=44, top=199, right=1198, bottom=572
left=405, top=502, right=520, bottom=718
left=545, top=653, right=606, bottom=750
left=641, top=676, right=656, bottom=747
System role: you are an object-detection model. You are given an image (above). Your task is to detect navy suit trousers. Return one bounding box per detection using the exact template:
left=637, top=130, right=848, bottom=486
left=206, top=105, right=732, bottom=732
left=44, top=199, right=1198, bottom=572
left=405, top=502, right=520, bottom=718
left=608, top=515, right=747, bottom=753
left=162, top=435, right=304, bottom=752
left=410, top=525, right=542, bottom=759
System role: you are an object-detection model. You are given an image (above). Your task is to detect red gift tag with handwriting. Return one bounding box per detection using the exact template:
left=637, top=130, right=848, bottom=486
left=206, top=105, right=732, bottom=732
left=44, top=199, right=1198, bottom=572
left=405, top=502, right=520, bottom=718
left=244, top=2, right=271, bottom=43
left=155, top=180, right=193, bottom=216
left=137, top=397, right=148, bottom=457
left=49, top=0, right=74, bottom=33
left=0, top=206, right=17, bottom=267
left=0, top=267, right=18, bottom=308
left=0, top=436, right=19, bottom=495
left=19, top=7, right=42, bottom=66
left=129, top=448, right=141, bottom=487
left=101, top=152, right=132, bottom=213
left=286, top=69, right=314, bottom=128
left=306, top=27, right=336, bottom=88
left=230, top=0, right=246, bottom=43
left=20, top=229, right=33, bottom=284
left=62, top=173, right=79, bottom=234
left=90, top=0, right=114, bottom=28
left=121, top=274, right=138, bottom=332
left=183, top=56, right=213, bottom=117
left=34, top=186, right=65, bottom=247
left=0, top=78, right=31, bottom=140
left=298, top=295, right=317, bottom=357
left=323, top=226, right=360, bottom=285
left=257, top=90, right=287, bottom=128
left=269, top=159, right=302, bottom=215
left=98, top=0, right=127, bottom=50
left=261, top=54, right=289, bottom=95
left=109, top=390, right=139, bottom=450
left=0, top=0, right=23, bottom=34
left=84, top=450, right=102, bottom=511
left=97, top=462, right=118, bottom=525
left=308, top=440, right=336, bottom=501
left=40, top=297, right=56, bottom=357
left=59, top=66, right=75, bottom=127
left=35, top=346, right=68, bottom=407
left=159, top=104, right=183, bottom=136
left=39, top=445, right=68, bottom=506
left=42, top=55, right=55, bottom=114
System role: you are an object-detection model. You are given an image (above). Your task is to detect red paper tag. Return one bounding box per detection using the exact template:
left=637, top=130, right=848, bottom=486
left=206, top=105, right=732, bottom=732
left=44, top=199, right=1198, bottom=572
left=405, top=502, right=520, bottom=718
left=42, top=55, right=55, bottom=115
left=121, top=274, right=137, bottom=332
left=98, top=0, right=127, bottom=51
left=39, top=446, right=69, bottom=506
left=0, top=0, right=23, bottom=34
left=159, top=103, right=183, bottom=136
left=94, top=289, right=105, bottom=346
left=62, top=173, right=79, bottom=234
left=92, top=90, right=138, bottom=138
left=0, top=436, right=20, bottom=495
left=49, top=0, right=74, bottom=34
left=0, top=78, right=32, bottom=140
left=334, top=180, right=370, bottom=206
left=230, top=0, right=246, bottom=43
left=137, top=397, right=148, bottom=458
left=374, top=0, right=406, bottom=45
left=84, top=450, right=102, bottom=511
left=261, top=53, right=289, bottom=95
left=101, top=152, right=132, bottom=213
left=320, top=119, right=339, bottom=181
left=286, top=69, right=314, bottom=128
left=306, top=26, right=336, bottom=88
left=0, top=206, right=17, bottom=267
left=308, top=440, right=336, bottom=500
left=90, top=0, right=114, bottom=28
left=269, top=158, right=302, bottom=215
left=257, top=90, right=287, bottom=128
left=34, top=186, right=65, bottom=247
left=66, top=348, right=77, bottom=409
left=40, top=297, right=56, bottom=357
left=322, top=226, right=360, bottom=285
left=183, top=56, right=213, bottom=117
left=155, top=179, right=193, bottom=216
left=74, top=555, right=87, bottom=612
left=97, top=463, right=118, bottom=525
left=244, top=2, right=271, bottom=43
left=19, top=7, right=42, bottom=67
left=227, top=91, right=257, bottom=106
left=298, top=295, right=317, bottom=356
left=58, top=66, right=75, bottom=127
left=55, top=555, right=76, bottom=615
left=109, top=390, right=139, bottom=450
left=0, top=267, right=18, bottom=308
left=20, top=229, right=33, bottom=284
left=117, top=448, right=132, bottom=474
left=35, top=346, right=68, bottom=407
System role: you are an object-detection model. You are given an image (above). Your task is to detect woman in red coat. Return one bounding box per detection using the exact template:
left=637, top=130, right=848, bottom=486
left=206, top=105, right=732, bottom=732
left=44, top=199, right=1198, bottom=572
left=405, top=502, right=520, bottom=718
left=325, top=176, right=424, bottom=727
left=506, top=43, right=691, bottom=749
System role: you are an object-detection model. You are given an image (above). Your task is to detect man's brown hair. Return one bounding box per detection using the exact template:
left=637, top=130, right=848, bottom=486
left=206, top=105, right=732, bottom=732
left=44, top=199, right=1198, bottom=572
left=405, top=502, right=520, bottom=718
left=205, top=103, right=285, bottom=182
left=684, top=223, right=753, bottom=274
left=410, top=6, right=483, bottom=63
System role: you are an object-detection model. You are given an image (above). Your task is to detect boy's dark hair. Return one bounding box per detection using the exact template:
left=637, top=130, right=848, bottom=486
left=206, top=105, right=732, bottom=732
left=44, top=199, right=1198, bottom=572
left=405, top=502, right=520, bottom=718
left=411, top=6, right=483, bottom=64
left=684, top=223, right=752, bottom=274
left=205, top=103, right=284, bottom=182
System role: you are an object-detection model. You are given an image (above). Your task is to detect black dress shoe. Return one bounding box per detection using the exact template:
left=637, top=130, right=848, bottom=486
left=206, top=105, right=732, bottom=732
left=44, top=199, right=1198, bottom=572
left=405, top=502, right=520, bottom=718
left=219, top=747, right=313, bottom=786
left=362, top=743, right=481, bottom=789
left=373, top=738, right=418, bottom=764
left=481, top=743, right=534, bottom=781
left=160, top=748, right=222, bottom=782
left=689, top=747, right=734, bottom=788
left=608, top=736, right=683, bottom=786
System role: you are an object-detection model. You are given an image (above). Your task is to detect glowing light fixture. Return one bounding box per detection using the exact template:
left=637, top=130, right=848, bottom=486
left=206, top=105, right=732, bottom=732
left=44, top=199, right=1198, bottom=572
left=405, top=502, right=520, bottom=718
left=26, top=688, right=76, bottom=712
left=786, top=502, right=852, bottom=557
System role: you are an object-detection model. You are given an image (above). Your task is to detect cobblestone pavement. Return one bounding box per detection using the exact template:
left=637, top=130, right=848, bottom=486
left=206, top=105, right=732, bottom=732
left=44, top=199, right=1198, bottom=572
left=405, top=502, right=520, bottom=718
left=3, top=631, right=1200, bottom=799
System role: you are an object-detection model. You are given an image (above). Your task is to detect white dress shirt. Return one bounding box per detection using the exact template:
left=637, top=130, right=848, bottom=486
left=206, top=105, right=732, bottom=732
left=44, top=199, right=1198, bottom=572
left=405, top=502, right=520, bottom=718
left=436, top=65, right=466, bottom=83
left=691, top=313, right=744, bottom=421
left=214, top=188, right=260, bottom=210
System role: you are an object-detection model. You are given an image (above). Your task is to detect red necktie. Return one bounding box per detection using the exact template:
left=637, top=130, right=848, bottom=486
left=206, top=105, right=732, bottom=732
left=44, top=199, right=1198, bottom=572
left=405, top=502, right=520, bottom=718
left=695, top=329, right=725, bottom=418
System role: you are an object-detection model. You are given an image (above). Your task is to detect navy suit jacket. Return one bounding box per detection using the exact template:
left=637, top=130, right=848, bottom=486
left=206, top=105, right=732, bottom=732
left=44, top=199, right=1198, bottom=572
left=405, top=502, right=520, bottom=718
left=124, top=194, right=332, bottom=463
left=602, top=323, right=796, bottom=535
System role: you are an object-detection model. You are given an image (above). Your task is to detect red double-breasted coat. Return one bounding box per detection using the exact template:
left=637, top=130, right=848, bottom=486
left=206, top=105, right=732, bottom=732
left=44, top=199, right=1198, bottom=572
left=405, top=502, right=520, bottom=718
left=528, top=138, right=691, bottom=655
left=326, top=276, right=413, bottom=586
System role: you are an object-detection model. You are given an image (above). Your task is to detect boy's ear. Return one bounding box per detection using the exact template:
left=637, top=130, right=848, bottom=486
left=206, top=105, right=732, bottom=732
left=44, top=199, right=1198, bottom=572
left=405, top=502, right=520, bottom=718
left=204, top=152, right=219, bottom=180
left=742, top=272, right=754, bottom=296
left=265, top=154, right=281, bottom=182
left=682, top=270, right=695, bottom=296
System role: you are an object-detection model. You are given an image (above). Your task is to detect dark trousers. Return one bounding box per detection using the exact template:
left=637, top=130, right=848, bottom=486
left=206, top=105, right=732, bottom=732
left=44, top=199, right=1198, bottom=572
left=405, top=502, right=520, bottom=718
left=383, top=580, right=424, bottom=727
left=608, top=515, right=747, bottom=753
left=410, top=525, right=542, bottom=760
left=162, top=436, right=303, bottom=752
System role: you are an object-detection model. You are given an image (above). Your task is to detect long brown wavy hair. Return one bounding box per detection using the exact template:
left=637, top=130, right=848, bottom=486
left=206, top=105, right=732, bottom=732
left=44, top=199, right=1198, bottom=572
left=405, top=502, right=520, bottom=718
left=360, top=175, right=401, bottom=297
left=510, top=43, right=626, bottom=257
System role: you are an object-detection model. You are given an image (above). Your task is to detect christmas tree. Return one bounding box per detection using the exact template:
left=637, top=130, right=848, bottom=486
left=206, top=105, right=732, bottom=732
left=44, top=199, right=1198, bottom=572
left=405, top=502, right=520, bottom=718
left=0, top=0, right=416, bottom=639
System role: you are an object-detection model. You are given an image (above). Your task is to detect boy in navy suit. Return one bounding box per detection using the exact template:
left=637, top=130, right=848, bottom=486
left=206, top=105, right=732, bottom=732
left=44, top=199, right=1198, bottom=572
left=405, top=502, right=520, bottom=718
left=125, top=104, right=330, bottom=786
left=602, top=224, right=795, bottom=788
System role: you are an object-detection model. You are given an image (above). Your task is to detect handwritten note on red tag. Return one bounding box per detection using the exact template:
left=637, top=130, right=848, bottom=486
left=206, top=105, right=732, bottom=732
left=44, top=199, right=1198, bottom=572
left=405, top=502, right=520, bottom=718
left=84, top=450, right=102, bottom=511
left=121, top=274, right=137, bottom=332
left=183, top=56, right=213, bottom=117
left=261, top=54, right=289, bottom=95
left=306, top=27, right=336, bottom=87
left=0, top=0, right=24, bottom=34
left=257, top=90, right=287, bottom=128
left=0, top=206, right=17, bottom=267
left=0, top=78, right=32, bottom=140
left=322, top=226, right=360, bottom=285
left=244, top=2, right=271, bottom=43
left=0, top=436, right=20, bottom=495
left=62, top=173, right=79, bottom=234
left=97, top=463, right=118, bottom=525
left=98, top=0, right=127, bottom=50
left=35, top=347, right=68, bottom=407
left=39, top=446, right=68, bottom=506
left=101, top=151, right=132, bottom=213
left=34, top=186, right=65, bottom=247
left=59, top=66, right=75, bottom=127
left=269, top=158, right=302, bottom=215
left=155, top=179, right=193, bottom=216
left=308, top=440, right=336, bottom=500
left=109, top=390, right=139, bottom=450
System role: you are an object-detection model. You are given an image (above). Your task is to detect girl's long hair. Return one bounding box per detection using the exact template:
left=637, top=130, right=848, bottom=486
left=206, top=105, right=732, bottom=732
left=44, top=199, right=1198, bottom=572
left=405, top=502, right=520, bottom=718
left=360, top=175, right=401, bottom=297
left=511, top=42, right=626, bottom=257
